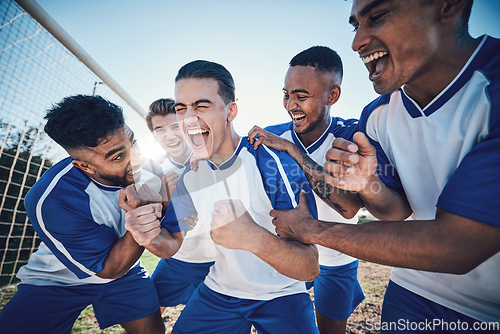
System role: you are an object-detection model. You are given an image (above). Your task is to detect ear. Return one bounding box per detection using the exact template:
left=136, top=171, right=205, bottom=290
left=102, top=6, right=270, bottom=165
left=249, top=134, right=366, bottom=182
left=327, top=85, right=341, bottom=106
left=227, top=102, right=238, bottom=122
left=438, top=0, right=470, bottom=22
left=72, top=159, right=98, bottom=175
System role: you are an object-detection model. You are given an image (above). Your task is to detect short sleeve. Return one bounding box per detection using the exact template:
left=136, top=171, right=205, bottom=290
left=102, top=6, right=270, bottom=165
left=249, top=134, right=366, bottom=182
left=161, top=173, right=197, bottom=233
left=27, top=188, right=118, bottom=279
left=257, top=144, right=318, bottom=219
left=437, top=123, right=500, bottom=227
left=358, top=95, right=405, bottom=194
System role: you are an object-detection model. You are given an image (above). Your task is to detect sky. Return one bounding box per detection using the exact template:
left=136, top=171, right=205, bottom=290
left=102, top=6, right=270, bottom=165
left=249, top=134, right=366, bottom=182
left=35, top=0, right=500, bottom=158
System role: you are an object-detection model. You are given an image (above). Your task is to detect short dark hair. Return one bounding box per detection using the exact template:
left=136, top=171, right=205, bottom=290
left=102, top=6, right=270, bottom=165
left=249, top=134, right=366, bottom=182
left=175, top=60, right=235, bottom=105
left=44, top=95, right=124, bottom=150
left=146, top=98, right=176, bottom=132
left=290, top=46, right=343, bottom=82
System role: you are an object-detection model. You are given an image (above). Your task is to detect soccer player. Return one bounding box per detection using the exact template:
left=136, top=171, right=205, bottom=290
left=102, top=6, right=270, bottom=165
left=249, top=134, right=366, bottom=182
left=248, top=46, right=365, bottom=334
left=125, top=60, right=321, bottom=333
left=0, top=95, right=179, bottom=333
left=145, top=98, right=216, bottom=313
left=270, top=0, right=500, bottom=330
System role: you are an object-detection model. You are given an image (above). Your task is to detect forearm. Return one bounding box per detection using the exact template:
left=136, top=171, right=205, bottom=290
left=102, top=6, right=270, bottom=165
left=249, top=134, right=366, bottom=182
left=144, top=228, right=183, bottom=259
left=96, top=232, right=144, bottom=279
left=252, top=229, right=320, bottom=281
left=302, top=211, right=500, bottom=274
left=285, top=143, right=362, bottom=219
left=359, top=174, right=412, bottom=220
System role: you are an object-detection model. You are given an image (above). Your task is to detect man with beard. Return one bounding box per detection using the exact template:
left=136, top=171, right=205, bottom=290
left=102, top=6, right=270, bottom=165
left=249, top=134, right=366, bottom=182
left=125, top=60, right=321, bottom=333
left=269, top=0, right=500, bottom=331
left=248, top=46, right=364, bottom=334
left=0, top=95, right=180, bottom=333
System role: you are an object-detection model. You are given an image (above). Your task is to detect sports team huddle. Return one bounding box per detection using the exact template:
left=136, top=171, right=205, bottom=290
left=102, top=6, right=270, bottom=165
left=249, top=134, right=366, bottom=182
left=1, top=1, right=499, bottom=333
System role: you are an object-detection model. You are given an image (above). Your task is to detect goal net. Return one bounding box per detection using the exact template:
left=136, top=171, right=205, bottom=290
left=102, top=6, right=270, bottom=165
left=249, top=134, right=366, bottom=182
left=0, top=0, right=148, bottom=307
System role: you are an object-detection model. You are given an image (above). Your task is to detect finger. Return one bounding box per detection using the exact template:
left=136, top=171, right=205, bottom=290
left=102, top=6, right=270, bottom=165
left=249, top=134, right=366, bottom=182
left=253, top=137, right=265, bottom=150
left=118, top=188, right=130, bottom=209
left=325, top=147, right=359, bottom=165
left=323, top=160, right=355, bottom=175
left=332, top=137, right=358, bottom=153
left=247, top=125, right=263, bottom=143
left=296, top=190, right=309, bottom=209
left=324, top=173, right=347, bottom=188
left=352, top=132, right=377, bottom=157
left=269, top=209, right=279, bottom=219
left=126, top=203, right=163, bottom=217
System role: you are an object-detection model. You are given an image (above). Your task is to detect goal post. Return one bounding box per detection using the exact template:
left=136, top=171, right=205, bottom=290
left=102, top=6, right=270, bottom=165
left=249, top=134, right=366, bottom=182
left=0, top=0, right=149, bottom=308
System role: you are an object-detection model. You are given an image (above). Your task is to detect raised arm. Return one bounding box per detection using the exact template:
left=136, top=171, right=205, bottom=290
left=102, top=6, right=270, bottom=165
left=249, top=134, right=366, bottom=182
left=210, top=199, right=319, bottom=282
left=96, top=184, right=164, bottom=279
left=124, top=203, right=183, bottom=259
left=248, top=126, right=362, bottom=219
left=323, top=132, right=412, bottom=220
left=271, top=191, right=500, bottom=274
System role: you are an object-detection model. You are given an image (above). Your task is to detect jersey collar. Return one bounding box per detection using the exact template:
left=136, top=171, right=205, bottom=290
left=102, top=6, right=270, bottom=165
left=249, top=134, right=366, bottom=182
left=291, top=117, right=334, bottom=154
left=400, top=35, right=488, bottom=118
left=207, top=137, right=244, bottom=171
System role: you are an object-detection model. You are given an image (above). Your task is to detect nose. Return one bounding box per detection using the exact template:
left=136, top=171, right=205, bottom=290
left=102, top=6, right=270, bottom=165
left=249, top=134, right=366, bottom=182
left=130, top=143, right=143, bottom=168
left=284, top=96, right=296, bottom=112
left=351, top=25, right=369, bottom=53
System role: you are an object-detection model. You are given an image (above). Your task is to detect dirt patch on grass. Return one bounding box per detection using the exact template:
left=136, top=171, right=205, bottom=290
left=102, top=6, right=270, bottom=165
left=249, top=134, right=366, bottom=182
left=2, top=260, right=391, bottom=333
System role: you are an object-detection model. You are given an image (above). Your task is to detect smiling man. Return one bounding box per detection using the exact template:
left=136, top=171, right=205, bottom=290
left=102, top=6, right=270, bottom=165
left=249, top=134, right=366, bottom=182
left=248, top=46, right=364, bottom=334
left=144, top=98, right=216, bottom=315
left=0, top=95, right=171, bottom=334
left=126, top=60, right=321, bottom=333
left=269, top=0, right=500, bottom=332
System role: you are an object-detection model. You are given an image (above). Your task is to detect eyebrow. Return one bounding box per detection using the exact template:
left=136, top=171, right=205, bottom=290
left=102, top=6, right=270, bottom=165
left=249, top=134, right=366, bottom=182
left=283, top=88, right=311, bottom=95
left=105, top=145, right=126, bottom=160
left=104, top=131, right=134, bottom=160
left=349, top=0, right=391, bottom=25
left=174, top=99, right=213, bottom=108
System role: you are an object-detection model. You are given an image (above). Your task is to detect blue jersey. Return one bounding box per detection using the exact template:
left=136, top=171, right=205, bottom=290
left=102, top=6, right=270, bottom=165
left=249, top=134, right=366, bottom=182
left=265, top=117, right=360, bottom=267
left=161, top=137, right=318, bottom=300
left=18, top=157, right=143, bottom=286
left=359, top=35, right=500, bottom=322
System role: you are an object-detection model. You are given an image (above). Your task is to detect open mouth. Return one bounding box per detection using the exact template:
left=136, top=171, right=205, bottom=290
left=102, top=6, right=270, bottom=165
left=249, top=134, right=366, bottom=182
left=291, top=112, right=306, bottom=123
left=186, top=128, right=209, bottom=149
left=361, top=51, right=388, bottom=80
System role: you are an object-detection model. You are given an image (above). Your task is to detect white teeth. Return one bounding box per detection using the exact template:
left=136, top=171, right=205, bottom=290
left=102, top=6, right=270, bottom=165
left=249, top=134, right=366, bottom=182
left=362, top=51, right=387, bottom=64
left=292, top=114, right=305, bottom=121
left=186, top=128, right=208, bottom=135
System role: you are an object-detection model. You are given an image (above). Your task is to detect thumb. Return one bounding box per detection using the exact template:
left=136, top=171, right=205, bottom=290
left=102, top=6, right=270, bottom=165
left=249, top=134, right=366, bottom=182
left=153, top=203, right=162, bottom=218
left=296, top=190, right=309, bottom=210
left=352, top=132, right=376, bottom=158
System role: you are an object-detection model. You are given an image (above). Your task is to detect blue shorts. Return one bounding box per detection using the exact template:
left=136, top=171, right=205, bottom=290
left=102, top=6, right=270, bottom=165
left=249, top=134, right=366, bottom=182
left=173, top=282, right=319, bottom=334
left=305, top=260, right=364, bottom=320
left=381, top=280, right=494, bottom=333
left=0, top=266, right=160, bottom=333
left=152, top=257, right=214, bottom=307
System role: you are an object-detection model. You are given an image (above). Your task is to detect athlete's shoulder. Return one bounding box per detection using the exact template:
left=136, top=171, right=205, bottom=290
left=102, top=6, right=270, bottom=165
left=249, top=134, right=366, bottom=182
left=264, top=122, right=293, bottom=136
left=25, top=157, right=91, bottom=213
left=358, top=93, right=394, bottom=133
left=329, top=116, right=359, bottom=140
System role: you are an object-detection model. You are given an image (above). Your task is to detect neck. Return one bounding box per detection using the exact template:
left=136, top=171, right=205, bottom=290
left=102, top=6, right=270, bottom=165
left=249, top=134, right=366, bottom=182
left=297, top=115, right=331, bottom=148
left=404, top=34, right=480, bottom=108
left=211, top=128, right=241, bottom=166
left=171, top=151, right=191, bottom=165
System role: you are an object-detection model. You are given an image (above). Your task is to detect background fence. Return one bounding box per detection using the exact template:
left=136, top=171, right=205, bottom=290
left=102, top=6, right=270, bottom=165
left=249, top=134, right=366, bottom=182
left=0, top=0, right=148, bottom=308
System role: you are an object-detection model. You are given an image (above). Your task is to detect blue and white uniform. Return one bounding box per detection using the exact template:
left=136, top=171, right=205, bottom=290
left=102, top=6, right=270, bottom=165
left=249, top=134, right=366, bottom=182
left=162, top=138, right=319, bottom=333
left=359, top=35, right=500, bottom=325
left=151, top=154, right=216, bottom=307
left=0, top=157, right=160, bottom=332
left=266, top=117, right=365, bottom=320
